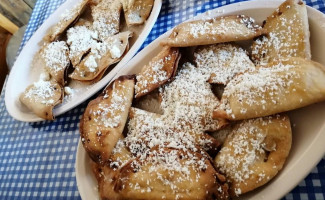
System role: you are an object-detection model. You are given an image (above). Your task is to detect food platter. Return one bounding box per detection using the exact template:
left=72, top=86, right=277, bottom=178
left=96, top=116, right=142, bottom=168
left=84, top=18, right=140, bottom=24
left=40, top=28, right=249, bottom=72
left=5, top=0, right=162, bottom=122
left=75, top=0, right=325, bottom=199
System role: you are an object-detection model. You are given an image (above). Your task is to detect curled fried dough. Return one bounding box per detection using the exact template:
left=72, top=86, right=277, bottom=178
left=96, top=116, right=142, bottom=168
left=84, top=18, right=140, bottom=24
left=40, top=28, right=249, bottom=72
left=39, top=41, right=70, bottom=86
left=124, top=0, right=154, bottom=26
left=20, top=79, right=63, bottom=120
left=251, top=0, right=311, bottom=65
left=44, top=0, right=89, bottom=42
left=215, top=115, right=292, bottom=196
left=161, top=15, right=264, bottom=47
left=91, top=0, right=122, bottom=40
left=80, top=75, right=135, bottom=163
left=135, top=47, right=180, bottom=98
left=213, top=57, right=325, bottom=120
left=69, top=31, right=133, bottom=82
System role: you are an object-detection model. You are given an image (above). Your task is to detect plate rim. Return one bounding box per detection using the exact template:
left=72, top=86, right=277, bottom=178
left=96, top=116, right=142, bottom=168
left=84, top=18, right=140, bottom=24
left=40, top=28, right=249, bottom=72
left=75, top=1, right=325, bottom=200
left=4, top=0, right=162, bottom=122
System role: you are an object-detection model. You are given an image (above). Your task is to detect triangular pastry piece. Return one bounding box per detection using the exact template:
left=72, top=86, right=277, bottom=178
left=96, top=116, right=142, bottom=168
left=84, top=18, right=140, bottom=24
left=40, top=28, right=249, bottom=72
left=69, top=31, right=133, bottom=82
left=213, top=57, right=325, bottom=120
left=135, top=47, right=180, bottom=98
left=215, top=115, right=292, bottom=196
left=39, top=41, right=70, bottom=86
left=80, top=75, right=135, bottom=163
left=123, top=0, right=154, bottom=26
left=19, top=79, right=63, bottom=120
left=251, top=0, right=311, bottom=65
left=194, top=43, right=255, bottom=85
left=44, top=0, right=89, bottom=42
left=161, top=15, right=264, bottom=47
left=91, top=0, right=122, bottom=40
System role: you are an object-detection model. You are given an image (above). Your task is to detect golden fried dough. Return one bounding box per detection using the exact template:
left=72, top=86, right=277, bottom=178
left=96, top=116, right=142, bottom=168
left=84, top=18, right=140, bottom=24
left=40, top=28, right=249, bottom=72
left=39, top=41, right=70, bottom=86
left=94, top=147, right=229, bottom=200
left=91, top=0, right=122, bottom=40
left=251, top=0, right=311, bottom=65
left=161, top=15, right=264, bottom=47
left=69, top=31, right=132, bottom=82
left=194, top=43, right=255, bottom=85
left=135, top=47, right=180, bottom=98
left=80, top=75, right=135, bottom=163
left=215, top=115, right=292, bottom=196
left=44, top=0, right=89, bottom=42
left=213, top=57, right=325, bottom=120
left=124, top=0, right=154, bottom=26
left=20, top=79, right=63, bottom=120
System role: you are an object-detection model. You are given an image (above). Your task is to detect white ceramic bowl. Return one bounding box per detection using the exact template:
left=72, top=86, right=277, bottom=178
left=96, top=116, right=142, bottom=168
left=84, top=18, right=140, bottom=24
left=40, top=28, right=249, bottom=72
left=5, top=0, right=162, bottom=122
left=76, top=1, right=325, bottom=199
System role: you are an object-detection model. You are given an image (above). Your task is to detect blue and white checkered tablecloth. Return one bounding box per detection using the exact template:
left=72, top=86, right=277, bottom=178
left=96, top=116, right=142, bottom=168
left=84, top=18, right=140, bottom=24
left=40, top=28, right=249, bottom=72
left=1, top=0, right=325, bottom=199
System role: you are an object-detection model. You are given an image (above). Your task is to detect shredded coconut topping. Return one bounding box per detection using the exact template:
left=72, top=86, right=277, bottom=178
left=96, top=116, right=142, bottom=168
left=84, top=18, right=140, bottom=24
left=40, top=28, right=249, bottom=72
left=24, top=79, right=58, bottom=105
left=219, top=63, right=299, bottom=118
left=111, top=62, right=224, bottom=191
left=41, top=41, right=69, bottom=73
left=194, top=43, right=255, bottom=84
left=215, top=118, right=271, bottom=192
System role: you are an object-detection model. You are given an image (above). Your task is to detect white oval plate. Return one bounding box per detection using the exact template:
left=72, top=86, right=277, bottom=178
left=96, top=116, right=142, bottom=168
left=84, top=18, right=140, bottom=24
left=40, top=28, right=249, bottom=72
left=5, top=0, right=162, bottom=122
left=76, top=1, right=325, bottom=199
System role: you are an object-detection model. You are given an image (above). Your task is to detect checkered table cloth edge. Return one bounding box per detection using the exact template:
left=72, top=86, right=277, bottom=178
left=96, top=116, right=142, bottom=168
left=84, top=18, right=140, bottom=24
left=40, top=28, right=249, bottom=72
left=1, top=0, right=325, bottom=199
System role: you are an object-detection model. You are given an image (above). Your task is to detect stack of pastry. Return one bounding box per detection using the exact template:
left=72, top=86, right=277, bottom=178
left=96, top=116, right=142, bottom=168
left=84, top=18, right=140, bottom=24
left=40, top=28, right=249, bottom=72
left=80, top=0, right=325, bottom=199
left=19, top=0, right=154, bottom=120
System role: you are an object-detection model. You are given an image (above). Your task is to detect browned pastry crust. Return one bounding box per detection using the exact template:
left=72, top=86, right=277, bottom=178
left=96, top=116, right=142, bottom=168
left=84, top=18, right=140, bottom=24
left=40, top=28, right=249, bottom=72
left=160, top=15, right=264, bottom=47
left=69, top=31, right=133, bottom=83
left=215, top=115, right=292, bottom=196
left=91, top=0, right=122, bottom=40
left=194, top=43, right=255, bottom=85
left=93, top=147, right=230, bottom=200
left=213, top=57, right=325, bottom=120
left=128, top=107, right=221, bottom=153
left=251, top=0, right=311, bottom=65
left=39, top=41, right=70, bottom=86
left=43, top=0, right=89, bottom=42
left=80, top=75, right=135, bottom=164
left=123, top=0, right=154, bottom=26
left=135, top=46, right=180, bottom=98
left=19, top=80, right=63, bottom=120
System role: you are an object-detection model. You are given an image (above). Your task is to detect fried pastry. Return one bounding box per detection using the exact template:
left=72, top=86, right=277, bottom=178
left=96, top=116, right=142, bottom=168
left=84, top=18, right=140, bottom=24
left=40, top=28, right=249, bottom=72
left=135, top=47, right=180, bottom=98
left=91, top=0, right=122, bottom=40
left=160, top=15, right=264, bottom=47
left=213, top=57, right=325, bottom=120
left=128, top=107, right=220, bottom=153
left=115, top=148, right=229, bottom=200
left=124, top=0, right=154, bottom=26
left=66, top=25, right=98, bottom=67
left=39, top=41, right=70, bottom=86
left=215, top=115, right=292, bottom=196
left=93, top=146, right=229, bottom=200
left=251, top=0, right=311, bottom=65
left=194, top=43, right=255, bottom=85
left=80, top=75, right=135, bottom=163
left=159, top=62, right=227, bottom=132
left=20, top=79, right=63, bottom=120
left=69, top=31, right=133, bottom=82
left=44, top=0, right=89, bottom=42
